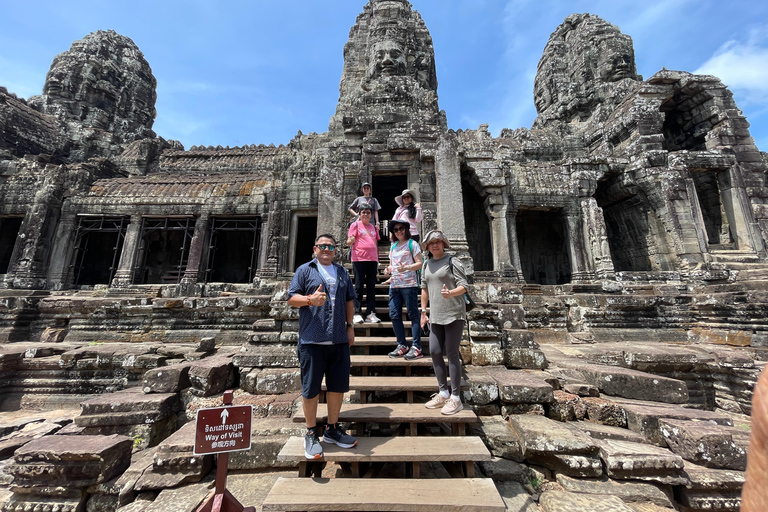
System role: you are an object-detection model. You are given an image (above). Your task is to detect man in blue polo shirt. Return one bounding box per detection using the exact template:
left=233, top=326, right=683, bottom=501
left=287, top=233, right=358, bottom=459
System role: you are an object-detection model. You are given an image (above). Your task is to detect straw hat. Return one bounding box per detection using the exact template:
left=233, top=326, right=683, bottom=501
left=421, top=230, right=450, bottom=251
left=395, top=189, right=418, bottom=207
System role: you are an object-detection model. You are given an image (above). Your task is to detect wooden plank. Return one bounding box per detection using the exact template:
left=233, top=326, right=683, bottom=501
left=262, top=477, right=506, bottom=512
left=351, top=337, right=394, bottom=346
left=277, top=435, right=491, bottom=463
left=293, top=403, right=478, bottom=424
left=351, top=355, right=434, bottom=367
left=323, top=376, right=467, bottom=393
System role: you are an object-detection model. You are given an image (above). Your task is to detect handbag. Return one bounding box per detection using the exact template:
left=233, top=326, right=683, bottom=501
left=448, top=257, right=476, bottom=312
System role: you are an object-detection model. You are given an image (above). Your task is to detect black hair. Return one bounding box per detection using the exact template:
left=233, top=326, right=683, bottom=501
left=406, top=203, right=416, bottom=219
left=315, top=233, right=337, bottom=245
left=389, top=221, right=412, bottom=243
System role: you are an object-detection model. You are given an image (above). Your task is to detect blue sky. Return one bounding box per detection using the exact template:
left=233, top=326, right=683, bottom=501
left=1, top=1, right=767, bottom=152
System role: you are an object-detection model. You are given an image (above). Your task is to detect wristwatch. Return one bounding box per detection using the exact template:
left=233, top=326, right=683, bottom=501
left=346, top=323, right=354, bottom=328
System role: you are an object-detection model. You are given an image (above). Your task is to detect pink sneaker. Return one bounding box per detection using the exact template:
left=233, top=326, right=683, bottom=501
left=425, top=393, right=448, bottom=409
left=440, top=398, right=464, bottom=416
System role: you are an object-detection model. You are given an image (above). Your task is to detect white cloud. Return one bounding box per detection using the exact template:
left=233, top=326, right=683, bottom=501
left=695, top=27, right=768, bottom=105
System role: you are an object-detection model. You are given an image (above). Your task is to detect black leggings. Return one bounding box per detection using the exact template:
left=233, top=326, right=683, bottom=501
left=429, top=320, right=464, bottom=397
left=353, top=260, right=378, bottom=315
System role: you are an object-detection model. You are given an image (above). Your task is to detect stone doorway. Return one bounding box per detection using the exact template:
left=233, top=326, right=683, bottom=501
left=691, top=170, right=734, bottom=248
left=516, top=209, right=571, bottom=284
left=133, top=218, right=194, bottom=285
left=71, top=216, right=128, bottom=286
left=461, top=176, right=493, bottom=271
left=371, top=174, right=407, bottom=237
left=0, top=217, right=23, bottom=274
left=205, top=217, right=261, bottom=283
left=293, top=215, right=317, bottom=271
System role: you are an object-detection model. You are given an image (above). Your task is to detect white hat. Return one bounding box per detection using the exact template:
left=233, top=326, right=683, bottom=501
left=395, top=189, right=418, bottom=207
left=421, top=230, right=450, bottom=251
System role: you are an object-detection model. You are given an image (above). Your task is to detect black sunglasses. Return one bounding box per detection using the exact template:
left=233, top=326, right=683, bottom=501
left=315, top=244, right=336, bottom=251
left=393, top=226, right=406, bottom=232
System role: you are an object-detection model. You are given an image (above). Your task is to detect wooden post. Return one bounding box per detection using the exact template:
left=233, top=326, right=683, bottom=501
left=195, top=390, right=255, bottom=512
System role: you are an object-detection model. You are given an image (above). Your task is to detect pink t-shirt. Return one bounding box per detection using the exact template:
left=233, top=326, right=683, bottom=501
left=348, top=221, right=380, bottom=262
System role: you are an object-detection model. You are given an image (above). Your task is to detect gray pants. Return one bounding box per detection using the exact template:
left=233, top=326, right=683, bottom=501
left=429, top=320, right=465, bottom=397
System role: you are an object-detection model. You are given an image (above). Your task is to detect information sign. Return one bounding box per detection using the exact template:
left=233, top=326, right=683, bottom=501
left=194, top=404, right=253, bottom=455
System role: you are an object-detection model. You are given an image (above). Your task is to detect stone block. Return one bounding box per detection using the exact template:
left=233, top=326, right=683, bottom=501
left=546, top=390, right=586, bottom=422
left=467, top=416, right=524, bottom=462
left=195, top=337, right=215, bottom=352
left=597, top=439, right=688, bottom=485
left=658, top=418, right=747, bottom=470
left=471, top=340, right=504, bottom=366
left=251, top=368, right=301, bottom=395
left=228, top=434, right=292, bottom=470
left=79, top=389, right=180, bottom=418
left=539, top=490, right=636, bottom=512
left=233, top=345, right=299, bottom=368
left=504, top=348, right=548, bottom=369
left=507, top=414, right=598, bottom=458
left=563, top=382, right=599, bottom=397
left=619, top=400, right=733, bottom=446
left=495, top=481, right=539, bottom=512
left=527, top=453, right=603, bottom=477
left=502, top=404, right=545, bottom=417
left=485, top=367, right=554, bottom=404
left=463, top=366, right=499, bottom=405
left=141, top=363, right=191, bottom=394
left=582, top=397, right=627, bottom=427
left=569, top=421, right=647, bottom=444
left=188, top=356, right=234, bottom=397
left=576, top=363, right=689, bottom=404
left=477, top=456, right=532, bottom=484
left=555, top=475, right=674, bottom=508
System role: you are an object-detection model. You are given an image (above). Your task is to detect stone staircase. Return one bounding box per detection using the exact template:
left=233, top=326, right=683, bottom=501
left=262, top=248, right=509, bottom=512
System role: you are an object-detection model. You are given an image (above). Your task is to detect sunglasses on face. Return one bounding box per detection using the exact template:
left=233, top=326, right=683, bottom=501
left=316, top=244, right=336, bottom=251
left=402, top=196, right=412, bottom=200
left=393, top=227, right=406, bottom=233
left=360, top=211, right=371, bottom=215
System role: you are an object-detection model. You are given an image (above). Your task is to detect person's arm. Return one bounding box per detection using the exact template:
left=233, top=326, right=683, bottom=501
left=396, top=252, right=422, bottom=273
left=346, top=300, right=355, bottom=346
left=743, top=367, right=768, bottom=511
left=414, top=205, right=423, bottom=223
left=287, top=284, right=327, bottom=308
left=440, top=284, right=467, bottom=298
left=346, top=223, right=356, bottom=246
left=420, top=288, right=429, bottom=327
left=348, top=197, right=359, bottom=217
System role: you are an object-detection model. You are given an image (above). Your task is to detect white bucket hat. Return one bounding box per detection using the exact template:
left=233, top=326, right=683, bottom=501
left=421, top=230, right=450, bottom=251
left=395, top=189, right=418, bottom=207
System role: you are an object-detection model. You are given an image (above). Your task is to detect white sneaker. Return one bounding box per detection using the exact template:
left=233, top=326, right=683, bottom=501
left=365, top=313, right=381, bottom=323
left=353, top=314, right=365, bottom=324
left=441, top=398, right=464, bottom=416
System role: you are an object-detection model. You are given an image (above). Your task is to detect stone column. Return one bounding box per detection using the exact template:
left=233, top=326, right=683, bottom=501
left=180, top=213, right=211, bottom=296
left=10, top=174, right=63, bottom=290
left=487, top=194, right=513, bottom=272
left=46, top=203, right=77, bottom=290
left=435, top=133, right=472, bottom=272
left=580, top=197, right=615, bottom=280
left=563, top=209, right=590, bottom=282
left=111, top=215, right=142, bottom=287
left=506, top=208, right=525, bottom=282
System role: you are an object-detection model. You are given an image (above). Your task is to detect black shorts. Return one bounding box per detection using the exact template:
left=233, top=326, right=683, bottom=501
left=297, top=343, right=351, bottom=398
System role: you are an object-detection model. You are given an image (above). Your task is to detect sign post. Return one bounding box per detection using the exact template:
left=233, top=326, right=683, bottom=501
left=194, top=390, right=255, bottom=512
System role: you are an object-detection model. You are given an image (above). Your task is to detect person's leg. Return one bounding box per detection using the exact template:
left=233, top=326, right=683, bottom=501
left=403, top=287, right=421, bottom=350
left=326, top=391, right=344, bottom=425
left=443, top=320, right=465, bottom=398
left=389, top=288, right=407, bottom=347
left=364, top=261, right=377, bottom=316
left=743, top=366, right=768, bottom=511
left=323, top=344, right=356, bottom=448
left=303, top=395, right=319, bottom=429
left=352, top=261, right=364, bottom=315
left=298, top=343, right=326, bottom=458
left=429, top=323, right=449, bottom=394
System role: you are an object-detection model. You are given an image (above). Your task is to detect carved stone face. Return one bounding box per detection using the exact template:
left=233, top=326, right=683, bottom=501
left=534, top=80, right=554, bottom=112
left=598, top=43, right=635, bottom=82
left=369, top=40, right=407, bottom=78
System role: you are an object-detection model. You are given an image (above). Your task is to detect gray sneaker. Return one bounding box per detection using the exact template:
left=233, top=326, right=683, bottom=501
left=304, top=429, right=323, bottom=459
left=323, top=423, right=357, bottom=449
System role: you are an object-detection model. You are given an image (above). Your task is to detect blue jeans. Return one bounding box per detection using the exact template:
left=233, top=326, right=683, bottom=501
left=389, top=286, right=421, bottom=350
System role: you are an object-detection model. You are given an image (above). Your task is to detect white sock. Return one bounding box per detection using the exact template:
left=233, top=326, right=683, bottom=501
left=439, top=390, right=450, bottom=399
left=450, top=395, right=461, bottom=402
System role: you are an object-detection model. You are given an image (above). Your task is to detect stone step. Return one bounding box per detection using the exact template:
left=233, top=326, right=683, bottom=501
left=350, top=355, right=434, bottom=368
left=293, top=403, right=478, bottom=426
left=326, top=376, right=465, bottom=393
left=278, top=435, right=491, bottom=464
left=262, top=477, right=506, bottom=512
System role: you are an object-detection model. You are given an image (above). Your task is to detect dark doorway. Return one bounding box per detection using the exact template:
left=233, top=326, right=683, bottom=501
left=371, top=174, right=408, bottom=232
left=692, top=171, right=733, bottom=247
left=516, top=209, right=571, bottom=285
left=294, top=216, right=317, bottom=271
left=0, top=217, right=23, bottom=274
left=206, top=217, right=261, bottom=283
left=461, top=176, right=493, bottom=271
left=135, top=218, right=194, bottom=284
left=72, top=216, right=128, bottom=285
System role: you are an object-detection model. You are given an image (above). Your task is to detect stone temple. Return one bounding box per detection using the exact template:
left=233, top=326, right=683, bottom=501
left=0, top=1, right=765, bottom=511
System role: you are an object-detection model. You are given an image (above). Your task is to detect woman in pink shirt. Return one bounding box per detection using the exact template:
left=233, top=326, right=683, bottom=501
left=393, top=189, right=423, bottom=242
left=346, top=204, right=381, bottom=323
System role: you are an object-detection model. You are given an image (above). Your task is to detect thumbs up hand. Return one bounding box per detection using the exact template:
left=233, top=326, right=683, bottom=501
left=310, top=284, right=327, bottom=306
left=441, top=284, right=452, bottom=298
